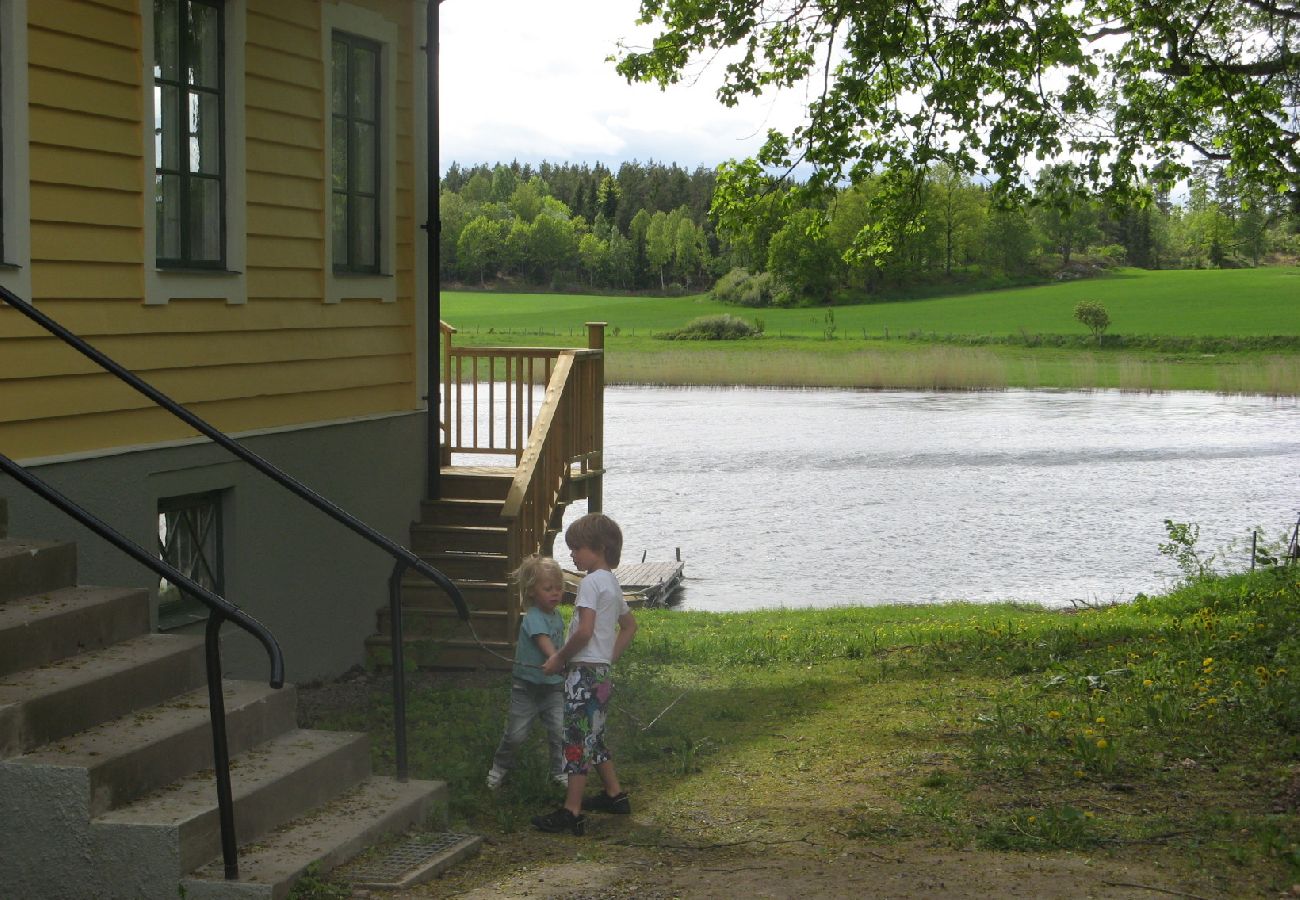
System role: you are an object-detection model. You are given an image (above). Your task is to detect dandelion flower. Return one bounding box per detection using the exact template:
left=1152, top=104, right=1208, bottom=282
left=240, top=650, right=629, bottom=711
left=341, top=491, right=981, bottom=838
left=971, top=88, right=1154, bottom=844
left=1047, top=710, right=1062, bottom=720
left=1096, top=738, right=1108, bottom=749
left=1142, top=679, right=1154, bottom=687
left=1095, top=716, right=1105, bottom=724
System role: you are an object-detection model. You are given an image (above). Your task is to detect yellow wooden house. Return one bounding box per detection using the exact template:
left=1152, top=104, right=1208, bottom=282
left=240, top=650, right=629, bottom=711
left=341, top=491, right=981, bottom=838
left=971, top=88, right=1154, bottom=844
left=0, top=1, right=605, bottom=893
left=1, top=0, right=442, bottom=678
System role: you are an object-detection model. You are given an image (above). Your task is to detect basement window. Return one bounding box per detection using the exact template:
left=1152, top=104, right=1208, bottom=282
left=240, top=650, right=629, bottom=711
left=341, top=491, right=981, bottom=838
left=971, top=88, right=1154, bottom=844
left=157, top=490, right=224, bottom=629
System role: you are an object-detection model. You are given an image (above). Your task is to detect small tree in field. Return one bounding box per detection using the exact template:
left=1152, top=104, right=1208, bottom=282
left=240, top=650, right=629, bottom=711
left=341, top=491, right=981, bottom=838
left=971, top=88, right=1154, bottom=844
left=1074, top=300, right=1111, bottom=339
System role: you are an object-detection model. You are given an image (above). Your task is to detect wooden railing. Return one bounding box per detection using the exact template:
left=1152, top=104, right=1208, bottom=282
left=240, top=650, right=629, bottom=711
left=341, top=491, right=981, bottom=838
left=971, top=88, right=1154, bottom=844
left=440, top=319, right=605, bottom=564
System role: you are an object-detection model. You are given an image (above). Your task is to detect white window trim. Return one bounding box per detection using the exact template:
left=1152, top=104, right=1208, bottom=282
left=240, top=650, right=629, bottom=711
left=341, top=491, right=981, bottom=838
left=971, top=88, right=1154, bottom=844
left=0, top=0, right=32, bottom=301
left=141, top=0, right=248, bottom=306
left=322, top=1, right=397, bottom=304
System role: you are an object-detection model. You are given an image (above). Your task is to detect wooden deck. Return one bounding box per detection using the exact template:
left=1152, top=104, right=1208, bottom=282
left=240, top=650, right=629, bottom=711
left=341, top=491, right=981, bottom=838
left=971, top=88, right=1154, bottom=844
left=562, top=560, right=686, bottom=607
left=613, top=560, right=686, bottom=607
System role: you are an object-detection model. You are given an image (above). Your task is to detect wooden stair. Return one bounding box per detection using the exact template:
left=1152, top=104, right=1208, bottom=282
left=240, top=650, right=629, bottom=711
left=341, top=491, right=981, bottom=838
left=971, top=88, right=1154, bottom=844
left=0, top=536, right=452, bottom=899
left=367, top=467, right=528, bottom=670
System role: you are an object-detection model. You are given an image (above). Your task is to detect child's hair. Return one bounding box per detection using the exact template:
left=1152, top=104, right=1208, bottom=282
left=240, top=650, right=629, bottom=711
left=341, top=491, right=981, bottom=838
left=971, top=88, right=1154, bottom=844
left=513, top=554, right=565, bottom=606
left=564, top=513, right=623, bottom=568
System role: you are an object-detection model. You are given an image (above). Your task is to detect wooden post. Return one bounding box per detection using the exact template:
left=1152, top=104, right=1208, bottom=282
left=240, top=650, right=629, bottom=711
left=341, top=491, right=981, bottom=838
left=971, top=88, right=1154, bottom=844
left=586, top=322, right=605, bottom=514
left=440, top=322, right=455, bottom=467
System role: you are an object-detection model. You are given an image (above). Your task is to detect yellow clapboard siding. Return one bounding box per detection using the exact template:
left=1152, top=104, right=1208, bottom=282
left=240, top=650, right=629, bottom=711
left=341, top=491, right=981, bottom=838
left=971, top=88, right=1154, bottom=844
left=32, top=145, right=142, bottom=192
left=1, top=384, right=416, bottom=462
left=29, top=263, right=142, bottom=300
left=31, top=184, right=139, bottom=227
left=250, top=0, right=320, bottom=29
left=2, top=298, right=409, bottom=337
left=28, top=27, right=139, bottom=85
left=247, top=204, right=322, bottom=240
left=6, top=327, right=412, bottom=379
left=246, top=75, right=320, bottom=117
left=246, top=236, right=323, bottom=270
left=246, top=172, right=323, bottom=211
left=247, top=8, right=318, bottom=53
left=30, top=107, right=141, bottom=157
left=32, top=223, right=142, bottom=264
left=246, top=269, right=323, bottom=300
left=29, top=69, right=138, bottom=122
left=246, top=107, right=322, bottom=150
left=245, top=45, right=321, bottom=91
left=30, top=0, right=136, bottom=49
left=3, top=355, right=413, bottom=423
left=247, top=140, right=321, bottom=180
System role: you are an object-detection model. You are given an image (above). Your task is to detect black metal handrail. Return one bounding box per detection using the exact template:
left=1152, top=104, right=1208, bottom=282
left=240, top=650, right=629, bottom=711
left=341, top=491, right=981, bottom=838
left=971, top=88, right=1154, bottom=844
left=0, top=453, right=281, bottom=881
left=1, top=287, right=470, bottom=874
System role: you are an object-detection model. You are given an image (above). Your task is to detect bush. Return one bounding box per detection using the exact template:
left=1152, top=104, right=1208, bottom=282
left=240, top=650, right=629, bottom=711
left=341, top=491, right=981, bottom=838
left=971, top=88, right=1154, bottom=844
left=1073, top=300, right=1111, bottom=338
left=711, top=267, right=783, bottom=307
left=658, top=314, right=764, bottom=340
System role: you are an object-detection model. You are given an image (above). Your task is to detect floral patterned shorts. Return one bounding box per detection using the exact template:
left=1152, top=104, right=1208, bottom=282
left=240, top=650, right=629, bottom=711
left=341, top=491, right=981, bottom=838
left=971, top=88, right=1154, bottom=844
left=561, top=664, right=613, bottom=775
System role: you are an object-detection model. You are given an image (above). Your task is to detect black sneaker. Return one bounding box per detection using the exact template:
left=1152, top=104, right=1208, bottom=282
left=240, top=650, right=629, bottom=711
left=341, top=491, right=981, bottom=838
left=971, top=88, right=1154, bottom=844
left=531, top=806, right=586, bottom=835
left=581, top=791, right=631, bottom=814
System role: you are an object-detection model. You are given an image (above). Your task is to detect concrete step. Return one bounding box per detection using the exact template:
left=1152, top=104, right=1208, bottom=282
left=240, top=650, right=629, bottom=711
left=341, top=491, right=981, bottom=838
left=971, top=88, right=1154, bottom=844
left=410, top=523, right=508, bottom=554
left=11, top=680, right=297, bottom=816
left=419, top=497, right=504, bottom=527
left=0, top=633, right=207, bottom=758
left=379, top=607, right=512, bottom=642
left=95, top=728, right=372, bottom=878
left=418, top=550, right=508, bottom=582
left=435, top=469, right=514, bottom=501
left=180, top=776, right=446, bottom=900
left=0, top=539, right=77, bottom=604
left=0, top=584, right=151, bottom=677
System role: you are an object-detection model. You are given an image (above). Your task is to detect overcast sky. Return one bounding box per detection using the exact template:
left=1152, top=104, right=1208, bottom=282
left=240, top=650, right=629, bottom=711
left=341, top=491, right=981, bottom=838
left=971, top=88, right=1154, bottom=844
left=437, top=0, right=809, bottom=173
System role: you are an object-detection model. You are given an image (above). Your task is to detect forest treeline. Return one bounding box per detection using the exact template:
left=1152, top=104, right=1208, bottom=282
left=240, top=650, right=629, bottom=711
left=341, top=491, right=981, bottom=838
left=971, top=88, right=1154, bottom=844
left=439, top=159, right=1300, bottom=305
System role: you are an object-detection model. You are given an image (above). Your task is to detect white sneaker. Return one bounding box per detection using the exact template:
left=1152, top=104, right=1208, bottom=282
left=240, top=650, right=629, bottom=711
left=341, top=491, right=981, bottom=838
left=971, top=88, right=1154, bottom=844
left=486, top=767, right=506, bottom=789
left=552, top=773, right=569, bottom=788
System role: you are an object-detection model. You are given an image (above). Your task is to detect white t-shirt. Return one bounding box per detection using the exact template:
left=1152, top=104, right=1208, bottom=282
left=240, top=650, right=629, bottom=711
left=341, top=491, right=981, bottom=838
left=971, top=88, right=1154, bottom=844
left=568, top=568, right=630, bottom=665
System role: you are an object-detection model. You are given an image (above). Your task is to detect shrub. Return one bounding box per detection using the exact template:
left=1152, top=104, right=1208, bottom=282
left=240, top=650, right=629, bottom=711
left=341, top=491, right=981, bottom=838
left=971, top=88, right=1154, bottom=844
left=658, top=314, right=763, bottom=340
left=1073, top=300, right=1111, bottom=338
left=710, top=267, right=782, bottom=307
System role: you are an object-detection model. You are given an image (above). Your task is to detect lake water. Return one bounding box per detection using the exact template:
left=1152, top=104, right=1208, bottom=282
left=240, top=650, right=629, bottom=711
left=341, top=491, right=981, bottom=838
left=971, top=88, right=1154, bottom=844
left=557, top=386, right=1300, bottom=611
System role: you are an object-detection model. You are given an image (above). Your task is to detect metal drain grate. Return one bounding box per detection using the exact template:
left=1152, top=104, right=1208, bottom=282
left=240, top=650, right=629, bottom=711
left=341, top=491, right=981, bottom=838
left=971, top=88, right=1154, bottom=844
left=343, top=832, right=480, bottom=888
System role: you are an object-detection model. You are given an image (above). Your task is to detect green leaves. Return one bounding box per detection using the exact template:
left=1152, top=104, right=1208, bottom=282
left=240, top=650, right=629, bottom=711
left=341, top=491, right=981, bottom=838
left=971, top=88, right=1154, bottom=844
left=617, top=0, right=1300, bottom=207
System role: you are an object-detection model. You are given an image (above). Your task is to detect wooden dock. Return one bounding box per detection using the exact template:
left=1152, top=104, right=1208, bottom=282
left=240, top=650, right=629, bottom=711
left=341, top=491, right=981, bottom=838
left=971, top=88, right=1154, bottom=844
left=563, top=559, right=686, bottom=608
left=614, top=560, right=686, bottom=607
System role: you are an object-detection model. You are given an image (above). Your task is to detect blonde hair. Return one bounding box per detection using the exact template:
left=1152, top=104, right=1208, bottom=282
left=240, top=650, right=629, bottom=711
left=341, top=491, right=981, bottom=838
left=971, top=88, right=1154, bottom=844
left=513, top=554, right=565, bottom=606
left=564, top=513, right=623, bottom=567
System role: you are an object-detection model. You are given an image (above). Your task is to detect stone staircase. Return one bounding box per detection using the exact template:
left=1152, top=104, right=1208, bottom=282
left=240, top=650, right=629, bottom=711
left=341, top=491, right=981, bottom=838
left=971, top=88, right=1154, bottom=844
left=0, top=535, right=450, bottom=899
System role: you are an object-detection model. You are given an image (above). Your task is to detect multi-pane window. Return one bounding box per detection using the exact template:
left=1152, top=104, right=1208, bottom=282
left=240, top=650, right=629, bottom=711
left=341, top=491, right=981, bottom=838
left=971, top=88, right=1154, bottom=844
left=331, top=31, right=380, bottom=273
left=157, top=491, right=224, bottom=626
left=154, top=0, right=224, bottom=267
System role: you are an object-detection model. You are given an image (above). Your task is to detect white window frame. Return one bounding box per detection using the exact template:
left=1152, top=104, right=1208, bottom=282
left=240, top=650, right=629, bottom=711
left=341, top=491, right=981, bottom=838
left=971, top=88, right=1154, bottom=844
left=0, top=0, right=32, bottom=301
left=142, top=0, right=247, bottom=306
left=322, top=1, right=396, bottom=304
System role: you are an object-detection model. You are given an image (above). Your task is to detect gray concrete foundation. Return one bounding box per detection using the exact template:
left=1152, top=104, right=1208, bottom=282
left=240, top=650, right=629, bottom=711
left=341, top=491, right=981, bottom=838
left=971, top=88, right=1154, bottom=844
left=1, top=412, right=428, bottom=682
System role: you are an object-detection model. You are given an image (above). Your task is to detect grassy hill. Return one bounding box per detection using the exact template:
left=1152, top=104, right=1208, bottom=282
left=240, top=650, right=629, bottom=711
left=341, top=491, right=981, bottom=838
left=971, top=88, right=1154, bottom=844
left=442, top=267, right=1300, bottom=340
left=439, top=268, right=1300, bottom=394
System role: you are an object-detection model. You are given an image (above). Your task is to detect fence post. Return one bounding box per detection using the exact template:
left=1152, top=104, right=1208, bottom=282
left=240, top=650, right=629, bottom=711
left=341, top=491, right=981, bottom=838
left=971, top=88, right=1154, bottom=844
left=586, top=322, right=606, bottom=514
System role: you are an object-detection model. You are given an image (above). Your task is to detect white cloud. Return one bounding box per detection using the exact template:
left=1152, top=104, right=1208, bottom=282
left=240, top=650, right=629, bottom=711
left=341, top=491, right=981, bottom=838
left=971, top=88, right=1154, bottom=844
left=437, top=0, right=808, bottom=172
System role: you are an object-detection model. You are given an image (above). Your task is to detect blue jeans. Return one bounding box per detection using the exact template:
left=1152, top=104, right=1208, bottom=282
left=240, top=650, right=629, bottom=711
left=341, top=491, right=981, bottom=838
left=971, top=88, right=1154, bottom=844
left=492, top=678, right=564, bottom=776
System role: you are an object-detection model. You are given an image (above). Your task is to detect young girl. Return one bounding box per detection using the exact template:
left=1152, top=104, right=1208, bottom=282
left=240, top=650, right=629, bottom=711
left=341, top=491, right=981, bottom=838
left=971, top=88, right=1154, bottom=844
left=486, top=554, right=568, bottom=790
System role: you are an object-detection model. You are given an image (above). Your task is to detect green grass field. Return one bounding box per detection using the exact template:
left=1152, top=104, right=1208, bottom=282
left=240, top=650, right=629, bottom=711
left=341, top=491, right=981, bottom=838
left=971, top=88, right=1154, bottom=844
left=443, top=267, right=1300, bottom=340
left=440, top=268, right=1300, bottom=394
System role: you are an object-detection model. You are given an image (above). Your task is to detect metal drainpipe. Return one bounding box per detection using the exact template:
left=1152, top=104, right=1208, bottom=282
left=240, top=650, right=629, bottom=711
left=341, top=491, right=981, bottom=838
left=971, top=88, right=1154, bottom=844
left=425, top=0, right=442, bottom=501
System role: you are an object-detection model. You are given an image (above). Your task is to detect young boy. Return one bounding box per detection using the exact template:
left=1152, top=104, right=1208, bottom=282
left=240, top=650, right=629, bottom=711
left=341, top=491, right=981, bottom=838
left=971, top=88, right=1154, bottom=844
left=531, top=513, right=637, bottom=836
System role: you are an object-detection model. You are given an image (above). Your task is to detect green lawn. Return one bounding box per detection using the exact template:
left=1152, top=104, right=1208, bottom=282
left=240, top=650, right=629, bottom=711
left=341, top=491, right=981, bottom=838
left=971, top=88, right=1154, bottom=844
left=442, top=267, right=1300, bottom=340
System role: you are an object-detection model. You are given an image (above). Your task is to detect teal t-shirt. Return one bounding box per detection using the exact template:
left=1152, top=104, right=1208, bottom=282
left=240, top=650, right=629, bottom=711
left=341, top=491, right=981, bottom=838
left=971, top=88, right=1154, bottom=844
left=514, top=606, right=565, bottom=685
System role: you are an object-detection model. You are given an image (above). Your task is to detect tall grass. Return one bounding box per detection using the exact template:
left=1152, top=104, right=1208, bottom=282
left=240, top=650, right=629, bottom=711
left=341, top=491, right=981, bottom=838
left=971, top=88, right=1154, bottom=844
left=608, top=345, right=1300, bottom=394
left=611, top=347, right=1011, bottom=390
